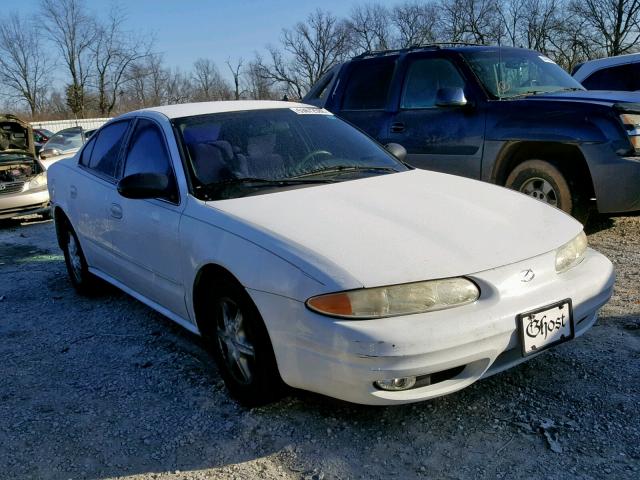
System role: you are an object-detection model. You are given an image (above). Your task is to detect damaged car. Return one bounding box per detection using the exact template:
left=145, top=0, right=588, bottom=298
left=0, top=114, right=50, bottom=220
left=47, top=101, right=614, bottom=406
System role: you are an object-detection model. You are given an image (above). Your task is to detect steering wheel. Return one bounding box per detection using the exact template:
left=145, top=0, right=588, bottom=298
left=299, top=149, right=332, bottom=171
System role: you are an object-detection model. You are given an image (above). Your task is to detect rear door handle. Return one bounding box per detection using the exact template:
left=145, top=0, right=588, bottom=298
left=391, top=122, right=405, bottom=133
left=110, top=203, right=123, bottom=219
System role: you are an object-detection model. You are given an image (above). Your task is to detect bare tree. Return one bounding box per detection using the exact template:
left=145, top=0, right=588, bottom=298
left=92, top=8, right=152, bottom=115
left=346, top=3, right=392, bottom=53
left=41, top=0, right=97, bottom=117
left=0, top=14, right=52, bottom=116
left=392, top=1, right=439, bottom=47
left=571, top=0, right=640, bottom=56
left=192, top=58, right=230, bottom=101
left=245, top=58, right=279, bottom=100
left=256, top=9, right=351, bottom=99
left=226, top=57, right=245, bottom=100
left=440, top=0, right=502, bottom=44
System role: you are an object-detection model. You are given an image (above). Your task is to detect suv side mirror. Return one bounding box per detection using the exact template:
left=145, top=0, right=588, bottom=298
left=385, top=143, right=407, bottom=163
left=118, top=173, right=171, bottom=200
left=435, top=87, right=468, bottom=107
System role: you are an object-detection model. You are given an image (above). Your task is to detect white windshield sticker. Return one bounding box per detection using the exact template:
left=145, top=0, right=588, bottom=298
left=289, top=107, right=332, bottom=115
left=539, top=55, right=556, bottom=64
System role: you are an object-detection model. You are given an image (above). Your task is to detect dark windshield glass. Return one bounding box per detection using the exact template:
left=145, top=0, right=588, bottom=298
left=175, top=108, right=405, bottom=192
left=462, top=49, right=584, bottom=99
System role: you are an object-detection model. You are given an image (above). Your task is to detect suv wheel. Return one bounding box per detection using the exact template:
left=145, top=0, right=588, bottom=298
left=202, top=278, right=284, bottom=407
left=505, top=159, right=590, bottom=223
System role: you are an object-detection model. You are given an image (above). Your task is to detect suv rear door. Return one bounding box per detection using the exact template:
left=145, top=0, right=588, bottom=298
left=386, top=52, right=486, bottom=179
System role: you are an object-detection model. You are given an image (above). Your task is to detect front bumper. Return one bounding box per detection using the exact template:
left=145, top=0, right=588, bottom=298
left=581, top=144, right=640, bottom=213
left=249, top=248, right=614, bottom=405
left=0, top=188, right=50, bottom=219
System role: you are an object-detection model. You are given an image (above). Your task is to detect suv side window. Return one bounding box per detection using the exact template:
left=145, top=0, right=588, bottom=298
left=87, top=121, right=130, bottom=178
left=122, top=118, right=178, bottom=202
left=342, top=58, right=396, bottom=110
left=401, top=58, right=466, bottom=109
left=582, top=63, right=640, bottom=91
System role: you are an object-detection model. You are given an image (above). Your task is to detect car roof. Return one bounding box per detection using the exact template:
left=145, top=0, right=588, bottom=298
left=351, top=45, right=534, bottom=61
left=573, top=52, right=640, bottom=81
left=134, top=100, right=314, bottom=120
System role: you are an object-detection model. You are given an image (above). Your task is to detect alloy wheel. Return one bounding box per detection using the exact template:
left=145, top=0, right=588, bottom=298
left=215, top=297, right=256, bottom=385
left=67, top=233, right=83, bottom=282
left=519, top=177, right=558, bottom=207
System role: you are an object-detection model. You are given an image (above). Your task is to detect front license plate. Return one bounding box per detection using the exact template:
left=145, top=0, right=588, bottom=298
left=517, top=299, right=574, bottom=356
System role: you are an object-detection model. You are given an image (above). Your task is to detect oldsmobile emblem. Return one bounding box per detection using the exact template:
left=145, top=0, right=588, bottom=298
left=520, top=269, right=535, bottom=282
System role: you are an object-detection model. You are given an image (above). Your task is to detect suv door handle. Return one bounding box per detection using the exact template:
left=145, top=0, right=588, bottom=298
left=391, top=122, right=405, bottom=133
left=110, top=203, right=123, bottom=219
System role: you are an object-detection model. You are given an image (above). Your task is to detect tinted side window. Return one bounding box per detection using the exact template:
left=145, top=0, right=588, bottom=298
left=401, top=58, right=465, bottom=109
left=123, top=119, right=178, bottom=201
left=342, top=58, right=395, bottom=110
left=79, top=136, right=96, bottom=166
left=88, top=121, right=129, bottom=178
left=582, top=63, right=638, bottom=91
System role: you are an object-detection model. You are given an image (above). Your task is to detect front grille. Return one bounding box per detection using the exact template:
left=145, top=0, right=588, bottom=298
left=0, top=182, right=25, bottom=195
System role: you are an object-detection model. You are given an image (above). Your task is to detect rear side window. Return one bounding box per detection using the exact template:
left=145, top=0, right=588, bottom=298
left=401, top=58, right=466, bottom=109
left=79, top=136, right=96, bottom=166
left=582, top=63, right=640, bottom=91
left=88, top=121, right=129, bottom=178
left=342, top=58, right=396, bottom=110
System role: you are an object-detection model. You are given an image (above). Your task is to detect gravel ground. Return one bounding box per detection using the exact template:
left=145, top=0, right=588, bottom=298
left=0, top=215, right=638, bottom=480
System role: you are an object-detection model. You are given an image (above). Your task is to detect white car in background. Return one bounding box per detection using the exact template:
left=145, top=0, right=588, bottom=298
left=573, top=52, right=640, bottom=90
left=47, top=101, right=615, bottom=406
left=39, top=127, right=95, bottom=169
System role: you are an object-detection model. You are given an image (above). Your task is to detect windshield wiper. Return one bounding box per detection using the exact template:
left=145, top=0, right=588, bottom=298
left=199, top=176, right=334, bottom=194
left=291, top=165, right=399, bottom=178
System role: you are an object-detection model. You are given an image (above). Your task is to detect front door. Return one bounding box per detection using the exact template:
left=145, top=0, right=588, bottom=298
left=107, top=118, right=187, bottom=318
left=386, top=54, right=486, bottom=179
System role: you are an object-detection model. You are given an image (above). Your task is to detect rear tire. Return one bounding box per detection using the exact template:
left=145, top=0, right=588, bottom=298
left=201, top=277, right=284, bottom=407
left=60, top=221, right=100, bottom=295
left=505, top=159, right=590, bottom=223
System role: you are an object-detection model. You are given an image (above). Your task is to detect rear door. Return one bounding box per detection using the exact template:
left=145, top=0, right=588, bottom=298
left=332, top=56, right=398, bottom=139
left=386, top=52, right=486, bottom=179
left=107, top=117, right=187, bottom=318
left=71, top=120, right=131, bottom=274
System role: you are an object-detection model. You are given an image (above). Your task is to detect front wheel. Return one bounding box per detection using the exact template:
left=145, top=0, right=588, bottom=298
left=203, top=279, right=284, bottom=407
left=505, top=159, right=590, bottom=223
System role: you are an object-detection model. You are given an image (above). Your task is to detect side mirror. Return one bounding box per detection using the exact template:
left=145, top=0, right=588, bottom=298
left=385, top=143, right=407, bottom=163
left=117, top=173, right=170, bottom=200
left=435, top=87, right=468, bottom=107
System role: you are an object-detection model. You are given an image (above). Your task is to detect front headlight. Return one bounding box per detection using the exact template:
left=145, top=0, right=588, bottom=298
left=555, top=231, right=587, bottom=273
left=27, top=173, right=47, bottom=191
left=619, top=113, right=640, bottom=152
left=306, top=277, right=480, bottom=319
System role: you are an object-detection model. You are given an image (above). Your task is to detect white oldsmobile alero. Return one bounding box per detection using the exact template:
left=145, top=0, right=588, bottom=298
left=46, top=100, right=615, bottom=406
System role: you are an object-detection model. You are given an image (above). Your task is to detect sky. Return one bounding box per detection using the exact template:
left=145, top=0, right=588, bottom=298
left=16, top=0, right=408, bottom=83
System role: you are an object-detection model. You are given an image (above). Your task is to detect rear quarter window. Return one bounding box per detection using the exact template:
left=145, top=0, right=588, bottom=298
left=341, top=58, right=396, bottom=110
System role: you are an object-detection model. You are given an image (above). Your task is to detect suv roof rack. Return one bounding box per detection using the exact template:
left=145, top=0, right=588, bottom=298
left=353, top=42, right=487, bottom=59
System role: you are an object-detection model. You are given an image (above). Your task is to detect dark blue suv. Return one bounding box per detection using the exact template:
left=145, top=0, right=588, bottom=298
left=304, top=45, right=640, bottom=222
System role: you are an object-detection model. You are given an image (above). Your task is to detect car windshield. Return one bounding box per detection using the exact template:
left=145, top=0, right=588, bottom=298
left=462, top=49, right=584, bottom=99
left=175, top=108, right=406, bottom=198
left=43, top=129, right=84, bottom=151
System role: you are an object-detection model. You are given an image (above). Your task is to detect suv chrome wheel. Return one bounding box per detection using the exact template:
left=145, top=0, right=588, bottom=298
left=519, top=177, right=558, bottom=207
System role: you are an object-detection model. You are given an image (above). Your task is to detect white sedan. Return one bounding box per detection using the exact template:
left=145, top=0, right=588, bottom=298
left=47, top=101, right=614, bottom=406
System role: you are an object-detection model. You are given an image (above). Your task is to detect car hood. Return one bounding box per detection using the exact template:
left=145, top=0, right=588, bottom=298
left=209, top=170, right=583, bottom=288
left=0, top=114, right=36, bottom=159
left=527, top=89, right=640, bottom=106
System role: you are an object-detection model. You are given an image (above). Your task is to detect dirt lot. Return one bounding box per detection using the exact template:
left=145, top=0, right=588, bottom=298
left=0, top=215, right=638, bottom=480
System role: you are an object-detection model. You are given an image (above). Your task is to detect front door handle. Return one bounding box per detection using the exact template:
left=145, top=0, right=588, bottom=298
left=110, top=203, right=123, bottom=219
left=391, top=122, right=405, bottom=133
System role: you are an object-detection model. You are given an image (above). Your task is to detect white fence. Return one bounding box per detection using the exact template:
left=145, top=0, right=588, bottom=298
left=30, top=117, right=112, bottom=133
